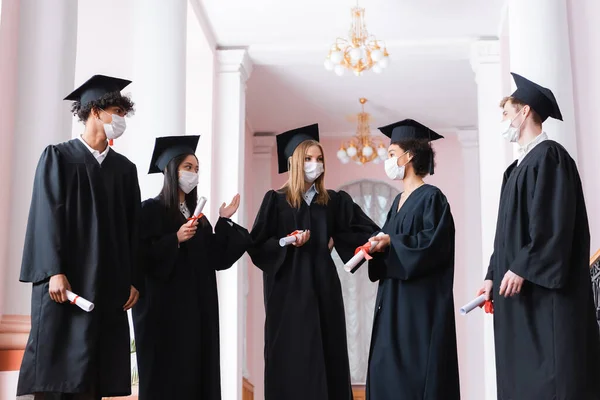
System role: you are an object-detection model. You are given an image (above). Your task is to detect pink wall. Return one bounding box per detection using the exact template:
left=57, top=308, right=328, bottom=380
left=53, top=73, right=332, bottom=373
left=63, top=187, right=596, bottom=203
left=567, top=0, right=600, bottom=254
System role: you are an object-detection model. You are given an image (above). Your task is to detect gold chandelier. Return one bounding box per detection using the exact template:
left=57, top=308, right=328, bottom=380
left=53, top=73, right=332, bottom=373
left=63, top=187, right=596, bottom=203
left=337, top=98, right=388, bottom=165
left=324, top=4, right=390, bottom=76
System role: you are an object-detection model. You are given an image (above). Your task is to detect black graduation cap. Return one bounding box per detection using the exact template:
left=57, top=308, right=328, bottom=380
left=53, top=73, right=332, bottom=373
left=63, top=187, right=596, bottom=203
left=64, top=74, right=132, bottom=106
left=510, top=73, right=562, bottom=122
left=148, top=135, right=200, bottom=174
left=276, top=124, right=320, bottom=174
left=377, top=119, right=443, bottom=175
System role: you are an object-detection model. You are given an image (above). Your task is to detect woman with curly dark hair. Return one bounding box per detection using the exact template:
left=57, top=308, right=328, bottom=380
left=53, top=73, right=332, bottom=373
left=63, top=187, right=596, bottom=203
left=365, top=119, right=460, bottom=400
left=17, top=75, right=142, bottom=400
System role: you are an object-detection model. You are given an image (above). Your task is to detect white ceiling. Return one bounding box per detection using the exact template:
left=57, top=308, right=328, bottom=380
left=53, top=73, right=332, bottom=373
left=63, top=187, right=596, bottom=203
left=200, top=0, right=507, bottom=135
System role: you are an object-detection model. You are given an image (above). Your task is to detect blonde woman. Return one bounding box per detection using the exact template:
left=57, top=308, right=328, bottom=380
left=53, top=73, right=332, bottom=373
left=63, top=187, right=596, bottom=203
left=249, top=124, right=380, bottom=400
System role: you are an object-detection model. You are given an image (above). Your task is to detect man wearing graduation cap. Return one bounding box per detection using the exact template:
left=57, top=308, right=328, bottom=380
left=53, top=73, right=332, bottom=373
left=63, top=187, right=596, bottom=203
left=17, top=75, right=142, bottom=400
left=479, top=73, right=600, bottom=399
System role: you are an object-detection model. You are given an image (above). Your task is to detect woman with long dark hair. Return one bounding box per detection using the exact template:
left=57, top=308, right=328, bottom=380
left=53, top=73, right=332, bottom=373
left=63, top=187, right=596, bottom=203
left=132, top=135, right=250, bottom=400
left=248, top=124, right=380, bottom=400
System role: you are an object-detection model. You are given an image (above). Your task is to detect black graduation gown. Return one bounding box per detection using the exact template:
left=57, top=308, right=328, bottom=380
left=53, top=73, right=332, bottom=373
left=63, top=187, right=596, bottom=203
left=132, top=198, right=251, bottom=400
left=248, top=189, right=380, bottom=400
left=366, top=184, right=460, bottom=400
left=485, top=140, right=600, bottom=400
left=17, top=139, right=142, bottom=397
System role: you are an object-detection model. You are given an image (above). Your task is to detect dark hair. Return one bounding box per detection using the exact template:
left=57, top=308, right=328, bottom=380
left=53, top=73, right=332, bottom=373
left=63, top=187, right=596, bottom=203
left=158, top=154, right=198, bottom=220
left=391, top=139, right=435, bottom=177
left=70, top=91, right=135, bottom=123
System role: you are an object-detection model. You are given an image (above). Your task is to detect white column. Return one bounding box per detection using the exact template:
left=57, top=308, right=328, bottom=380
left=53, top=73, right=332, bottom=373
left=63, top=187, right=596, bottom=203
left=246, top=134, right=275, bottom=400
left=127, top=0, right=187, bottom=199
left=470, top=39, right=512, bottom=400
left=214, top=49, right=253, bottom=400
left=507, top=0, right=578, bottom=160
left=456, top=129, right=484, bottom=400
left=0, top=0, right=20, bottom=318
left=3, top=0, right=78, bottom=317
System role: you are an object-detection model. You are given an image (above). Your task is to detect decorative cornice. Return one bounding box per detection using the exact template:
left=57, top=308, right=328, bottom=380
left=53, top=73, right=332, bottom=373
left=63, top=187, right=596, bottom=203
left=253, top=135, right=276, bottom=156
left=249, top=37, right=474, bottom=66
left=217, top=48, right=253, bottom=83
left=0, top=315, right=30, bottom=350
left=470, top=39, right=501, bottom=76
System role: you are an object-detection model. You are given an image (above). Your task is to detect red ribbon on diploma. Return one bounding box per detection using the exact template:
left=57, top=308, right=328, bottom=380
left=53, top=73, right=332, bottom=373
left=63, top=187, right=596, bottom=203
left=187, top=213, right=205, bottom=223
left=354, top=242, right=374, bottom=261
left=476, top=289, right=494, bottom=314
left=287, top=230, right=303, bottom=238
left=70, top=295, right=80, bottom=305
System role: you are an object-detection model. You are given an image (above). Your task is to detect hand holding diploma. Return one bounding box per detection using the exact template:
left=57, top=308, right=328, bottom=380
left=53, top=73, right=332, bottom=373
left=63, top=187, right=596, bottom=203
left=344, top=232, right=386, bottom=272
left=279, top=230, right=310, bottom=247
left=66, top=290, right=95, bottom=312
left=461, top=282, right=494, bottom=315
left=49, top=274, right=72, bottom=303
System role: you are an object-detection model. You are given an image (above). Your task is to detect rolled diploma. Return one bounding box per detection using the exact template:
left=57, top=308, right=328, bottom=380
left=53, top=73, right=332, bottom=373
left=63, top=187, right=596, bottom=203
left=66, top=290, right=95, bottom=312
left=279, top=231, right=303, bottom=247
left=344, top=232, right=385, bottom=272
left=459, top=294, right=486, bottom=315
left=188, top=196, right=207, bottom=225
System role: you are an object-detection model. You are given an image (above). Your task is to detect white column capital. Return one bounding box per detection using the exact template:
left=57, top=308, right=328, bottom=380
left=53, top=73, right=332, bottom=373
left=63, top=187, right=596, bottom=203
left=253, top=135, right=275, bottom=158
left=217, top=48, right=253, bottom=83
left=470, top=40, right=501, bottom=80
left=456, top=128, right=479, bottom=148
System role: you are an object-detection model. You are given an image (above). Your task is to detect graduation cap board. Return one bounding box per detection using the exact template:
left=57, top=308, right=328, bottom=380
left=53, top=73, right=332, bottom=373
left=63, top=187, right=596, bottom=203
left=276, top=124, right=320, bottom=174
left=377, top=119, right=443, bottom=175
left=64, top=75, right=132, bottom=107
left=510, top=73, right=562, bottom=123
left=149, top=135, right=200, bottom=174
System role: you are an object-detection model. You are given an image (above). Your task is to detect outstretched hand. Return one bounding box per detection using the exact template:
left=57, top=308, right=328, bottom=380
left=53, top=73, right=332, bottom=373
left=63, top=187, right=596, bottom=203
left=219, top=194, right=241, bottom=219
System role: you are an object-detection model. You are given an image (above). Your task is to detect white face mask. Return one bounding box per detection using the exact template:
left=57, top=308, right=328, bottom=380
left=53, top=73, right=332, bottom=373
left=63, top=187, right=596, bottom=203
left=100, top=110, right=127, bottom=140
left=384, top=151, right=409, bottom=180
left=500, top=112, right=526, bottom=143
left=304, top=162, right=324, bottom=183
left=178, top=170, right=199, bottom=194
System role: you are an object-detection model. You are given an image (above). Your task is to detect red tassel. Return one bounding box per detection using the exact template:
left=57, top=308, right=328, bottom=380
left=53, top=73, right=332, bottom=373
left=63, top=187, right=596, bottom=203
left=108, top=139, right=114, bottom=146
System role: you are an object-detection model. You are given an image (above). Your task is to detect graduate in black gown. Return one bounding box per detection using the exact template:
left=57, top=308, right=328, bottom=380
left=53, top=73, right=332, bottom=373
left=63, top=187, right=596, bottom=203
left=17, top=75, right=142, bottom=400
left=365, top=119, right=460, bottom=400
left=132, top=135, right=250, bottom=400
left=479, top=73, right=600, bottom=400
left=248, top=124, right=380, bottom=400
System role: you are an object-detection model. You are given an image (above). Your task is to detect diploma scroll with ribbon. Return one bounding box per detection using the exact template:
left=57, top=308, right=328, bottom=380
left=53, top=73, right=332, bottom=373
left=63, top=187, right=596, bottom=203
left=279, top=230, right=305, bottom=247
left=66, top=290, right=95, bottom=312
left=187, top=196, right=207, bottom=225
left=460, top=290, right=494, bottom=315
left=344, top=232, right=386, bottom=272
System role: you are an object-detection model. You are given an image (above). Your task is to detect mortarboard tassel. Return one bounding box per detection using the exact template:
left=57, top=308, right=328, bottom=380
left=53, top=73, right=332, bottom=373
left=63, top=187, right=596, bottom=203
left=108, top=139, right=114, bottom=146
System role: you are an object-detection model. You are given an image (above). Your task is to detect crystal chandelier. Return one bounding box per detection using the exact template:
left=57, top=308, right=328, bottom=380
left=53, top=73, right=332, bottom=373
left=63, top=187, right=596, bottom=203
left=324, top=4, right=390, bottom=76
left=337, top=98, right=388, bottom=165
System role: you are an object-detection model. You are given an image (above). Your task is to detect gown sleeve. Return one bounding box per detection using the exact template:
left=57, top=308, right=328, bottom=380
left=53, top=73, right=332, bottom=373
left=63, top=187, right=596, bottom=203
left=248, top=190, right=288, bottom=276
left=332, top=190, right=380, bottom=268
left=208, top=217, right=252, bottom=271
left=139, top=200, right=180, bottom=280
left=380, top=190, right=454, bottom=280
left=507, top=146, right=577, bottom=289
left=128, top=164, right=144, bottom=293
left=485, top=165, right=514, bottom=281
left=20, top=146, right=66, bottom=283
